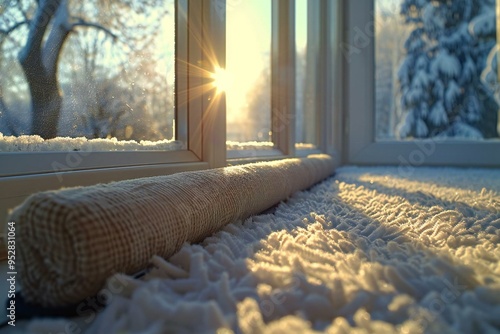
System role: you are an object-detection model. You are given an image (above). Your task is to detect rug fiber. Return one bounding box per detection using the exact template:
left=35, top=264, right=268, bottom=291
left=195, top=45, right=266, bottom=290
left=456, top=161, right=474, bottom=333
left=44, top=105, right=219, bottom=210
left=28, top=166, right=500, bottom=334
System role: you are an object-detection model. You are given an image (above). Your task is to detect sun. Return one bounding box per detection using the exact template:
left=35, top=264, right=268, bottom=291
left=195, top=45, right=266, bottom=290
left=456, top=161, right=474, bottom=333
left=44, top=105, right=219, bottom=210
left=211, top=67, right=232, bottom=93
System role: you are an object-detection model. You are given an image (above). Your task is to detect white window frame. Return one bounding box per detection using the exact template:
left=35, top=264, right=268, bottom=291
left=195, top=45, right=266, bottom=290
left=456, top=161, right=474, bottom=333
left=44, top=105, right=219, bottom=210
left=225, top=0, right=296, bottom=162
left=0, top=0, right=227, bottom=222
left=344, top=1, right=500, bottom=167
left=303, top=0, right=343, bottom=162
left=0, top=0, right=339, bottom=224
left=227, top=0, right=340, bottom=163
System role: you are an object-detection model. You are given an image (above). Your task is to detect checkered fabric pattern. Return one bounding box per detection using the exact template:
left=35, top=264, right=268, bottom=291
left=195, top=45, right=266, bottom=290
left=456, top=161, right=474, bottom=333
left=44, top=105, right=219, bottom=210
left=8, top=154, right=334, bottom=307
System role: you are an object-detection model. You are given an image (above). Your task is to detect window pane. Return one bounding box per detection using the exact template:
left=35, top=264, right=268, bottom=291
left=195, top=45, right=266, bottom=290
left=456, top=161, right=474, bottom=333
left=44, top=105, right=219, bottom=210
left=375, top=0, right=500, bottom=140
left=226, top=0, right=272, bottom=144
left=295, top=0, right=316, bottom=148
left=296, top=0, right=320, bottom=148
left=0, top=0, right=179, bottom=151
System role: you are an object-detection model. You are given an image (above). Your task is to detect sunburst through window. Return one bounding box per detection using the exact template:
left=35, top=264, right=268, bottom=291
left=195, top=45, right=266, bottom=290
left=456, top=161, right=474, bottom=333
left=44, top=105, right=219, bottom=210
left=0, top=0, right=178, bottom=151
left=225, top=0, right=272, bottom=146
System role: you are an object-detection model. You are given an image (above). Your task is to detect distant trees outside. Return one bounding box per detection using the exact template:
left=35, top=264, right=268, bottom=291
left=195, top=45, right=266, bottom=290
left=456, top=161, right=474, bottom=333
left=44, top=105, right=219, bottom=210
left=5, top=0, right=497, bottom=144
left=0, top=0, right=175, bottom=141
left=376, top=0, right=499, bottom=140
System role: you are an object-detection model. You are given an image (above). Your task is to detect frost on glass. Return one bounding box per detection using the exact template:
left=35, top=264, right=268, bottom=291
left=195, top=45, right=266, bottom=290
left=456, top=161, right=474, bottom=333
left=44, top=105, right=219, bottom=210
left=0, top=0, right=177, bottom=151
left=226, top=0, right=272, bottom=145
left=375, top=0, right=500, bottom=140
left=295, top=0, right=316, bottom=149
left=296, top=0, right=308, bottom=146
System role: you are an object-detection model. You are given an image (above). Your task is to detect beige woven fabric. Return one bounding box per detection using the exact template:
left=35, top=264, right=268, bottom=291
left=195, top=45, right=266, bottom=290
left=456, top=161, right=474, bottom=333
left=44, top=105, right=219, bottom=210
left=9, top=154, right=334, bottom=307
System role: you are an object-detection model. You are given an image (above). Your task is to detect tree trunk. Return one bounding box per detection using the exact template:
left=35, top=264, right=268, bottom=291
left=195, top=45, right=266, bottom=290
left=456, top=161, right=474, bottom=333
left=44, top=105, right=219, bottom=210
left=0, top=85, right=19, bottom=136
left=18, top=0, right=67, bottom=139
left=20, top=56, right=63, bottom=139
left=29, top=73, right=62, bottom=138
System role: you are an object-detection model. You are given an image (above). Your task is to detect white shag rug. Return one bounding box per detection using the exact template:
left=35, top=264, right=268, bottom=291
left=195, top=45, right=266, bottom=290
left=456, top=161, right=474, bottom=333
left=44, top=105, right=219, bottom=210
left=28, top=166, right=500, bottom=334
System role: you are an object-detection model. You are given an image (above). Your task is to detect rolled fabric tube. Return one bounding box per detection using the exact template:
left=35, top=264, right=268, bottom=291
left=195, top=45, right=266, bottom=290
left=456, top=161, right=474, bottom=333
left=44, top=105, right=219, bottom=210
left=8, top=154, right=334, bottom=307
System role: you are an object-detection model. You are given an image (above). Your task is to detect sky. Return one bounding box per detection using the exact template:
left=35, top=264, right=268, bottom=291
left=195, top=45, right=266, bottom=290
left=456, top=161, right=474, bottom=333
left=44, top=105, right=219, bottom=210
left=151, top=0, right=308, bottom=123
left=0, top=0, right=307, bottom=135
left=225, top=0, right=308, bottom=122
left=226, top=0, right=271, bottom=122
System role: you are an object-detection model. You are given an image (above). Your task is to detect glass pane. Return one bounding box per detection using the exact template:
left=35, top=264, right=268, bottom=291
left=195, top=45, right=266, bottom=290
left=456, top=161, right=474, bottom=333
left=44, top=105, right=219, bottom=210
left=295, top=0, right=316, bottom=149
left=375, top=0, right=500, bottom=140
left=297, top=0, right=320, bottom=148
left=226, top=0, right=272, bottom=145
left=0, top=0, right=179, bottom=151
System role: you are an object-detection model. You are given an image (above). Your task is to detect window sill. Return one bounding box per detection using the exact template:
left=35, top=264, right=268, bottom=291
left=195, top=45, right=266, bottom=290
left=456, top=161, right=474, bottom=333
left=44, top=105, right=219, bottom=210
left=0, top=161, right=210, bottom=236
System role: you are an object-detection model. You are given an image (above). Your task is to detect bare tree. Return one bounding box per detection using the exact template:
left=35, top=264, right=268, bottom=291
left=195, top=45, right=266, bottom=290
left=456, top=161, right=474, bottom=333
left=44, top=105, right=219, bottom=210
left=0, top=0, right=116, bottom=138
left=65, top=27, right=173, bottom=141
left=0, top=0, right=168, bottom=139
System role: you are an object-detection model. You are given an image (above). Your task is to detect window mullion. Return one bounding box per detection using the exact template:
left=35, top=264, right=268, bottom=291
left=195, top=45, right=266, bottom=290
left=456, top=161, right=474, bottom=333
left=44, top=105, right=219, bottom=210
left=201, top=0, right=226, bottom=168
left=271, top=0, right=296, bottom=157
left=175, top=0, right=189, bottom=145
left=185, top=0, right=226, bottom=167
left=186, top=1, right=204, bottom=160
left=306, top=0, right=340, bottom=159
left=323, top=0, right=342, bottom=159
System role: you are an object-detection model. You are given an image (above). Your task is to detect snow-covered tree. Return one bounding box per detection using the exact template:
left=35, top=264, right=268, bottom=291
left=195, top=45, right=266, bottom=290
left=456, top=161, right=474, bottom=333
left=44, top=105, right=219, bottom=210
left=375, top=2, right=413, bottom=139
left=475, top=2, right=500, bottom=109
left=397, top=0, right=499, bottom=139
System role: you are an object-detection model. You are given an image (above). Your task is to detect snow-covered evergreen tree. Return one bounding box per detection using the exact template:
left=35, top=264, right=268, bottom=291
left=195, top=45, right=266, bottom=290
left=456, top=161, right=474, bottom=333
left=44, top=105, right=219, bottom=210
left=475, top=4, right=500, bottom=120
left=397, top=0, right=499, bottom=139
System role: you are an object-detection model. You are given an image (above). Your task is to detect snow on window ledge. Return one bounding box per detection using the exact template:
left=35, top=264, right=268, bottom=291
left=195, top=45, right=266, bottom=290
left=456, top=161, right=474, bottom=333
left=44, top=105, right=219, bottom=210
left=226, top=142, right=317, bottom=150
left=0, top=135, right=319, bottom=154
left=226, top=142, right=319, bottom=159
left=226, top=141, right=280, bottom=159
left=226, top=141, right=275, bottom=150
left=0, top=133, right=185, bottom=152
left=295, top=143, right=317, bottom=150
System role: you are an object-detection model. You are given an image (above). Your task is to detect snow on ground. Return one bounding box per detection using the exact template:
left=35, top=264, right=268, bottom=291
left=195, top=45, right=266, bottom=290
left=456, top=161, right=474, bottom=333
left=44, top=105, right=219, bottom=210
left=28, top=166, right=500, bottom=334
left=0, top=133, right=185, bottom=152
left=0, top=135, right=316, bottom=152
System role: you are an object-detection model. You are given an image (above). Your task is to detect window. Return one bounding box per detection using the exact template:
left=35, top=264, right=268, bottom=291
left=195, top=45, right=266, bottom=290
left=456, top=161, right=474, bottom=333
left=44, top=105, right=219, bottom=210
left=297, top=0, right=341, bottom=159
left=375, top=0, right=500, bottom=141
left=295, top=0, right=337, bottom=153
left=0, top=0, right=177, bottom=149
left=226, top=0, right=272, bottom=144
left=226, top=0, right=295, bottom=160
left=345, top=0, right=500, bottom=166
left=295, top=0, right=316, bottom=149
left=0, top=0, right=228, bottom=224
left=226, top=0, right=336, bottom=161
left=0, top=0, right=336, bottom=225
left=0, top=0, right=207, bottom=180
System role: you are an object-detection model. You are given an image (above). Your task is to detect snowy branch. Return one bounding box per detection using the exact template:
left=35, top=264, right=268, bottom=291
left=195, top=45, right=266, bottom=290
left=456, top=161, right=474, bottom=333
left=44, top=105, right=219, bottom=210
left=13, top=0, right=31, bottom=23
left=71, top=17, right=118, bottom=41
left=42, top=0, right=72, bottom=75
left=18, top=0, right=62, bottom=65
left=0, top=21, right=29, bottom=36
